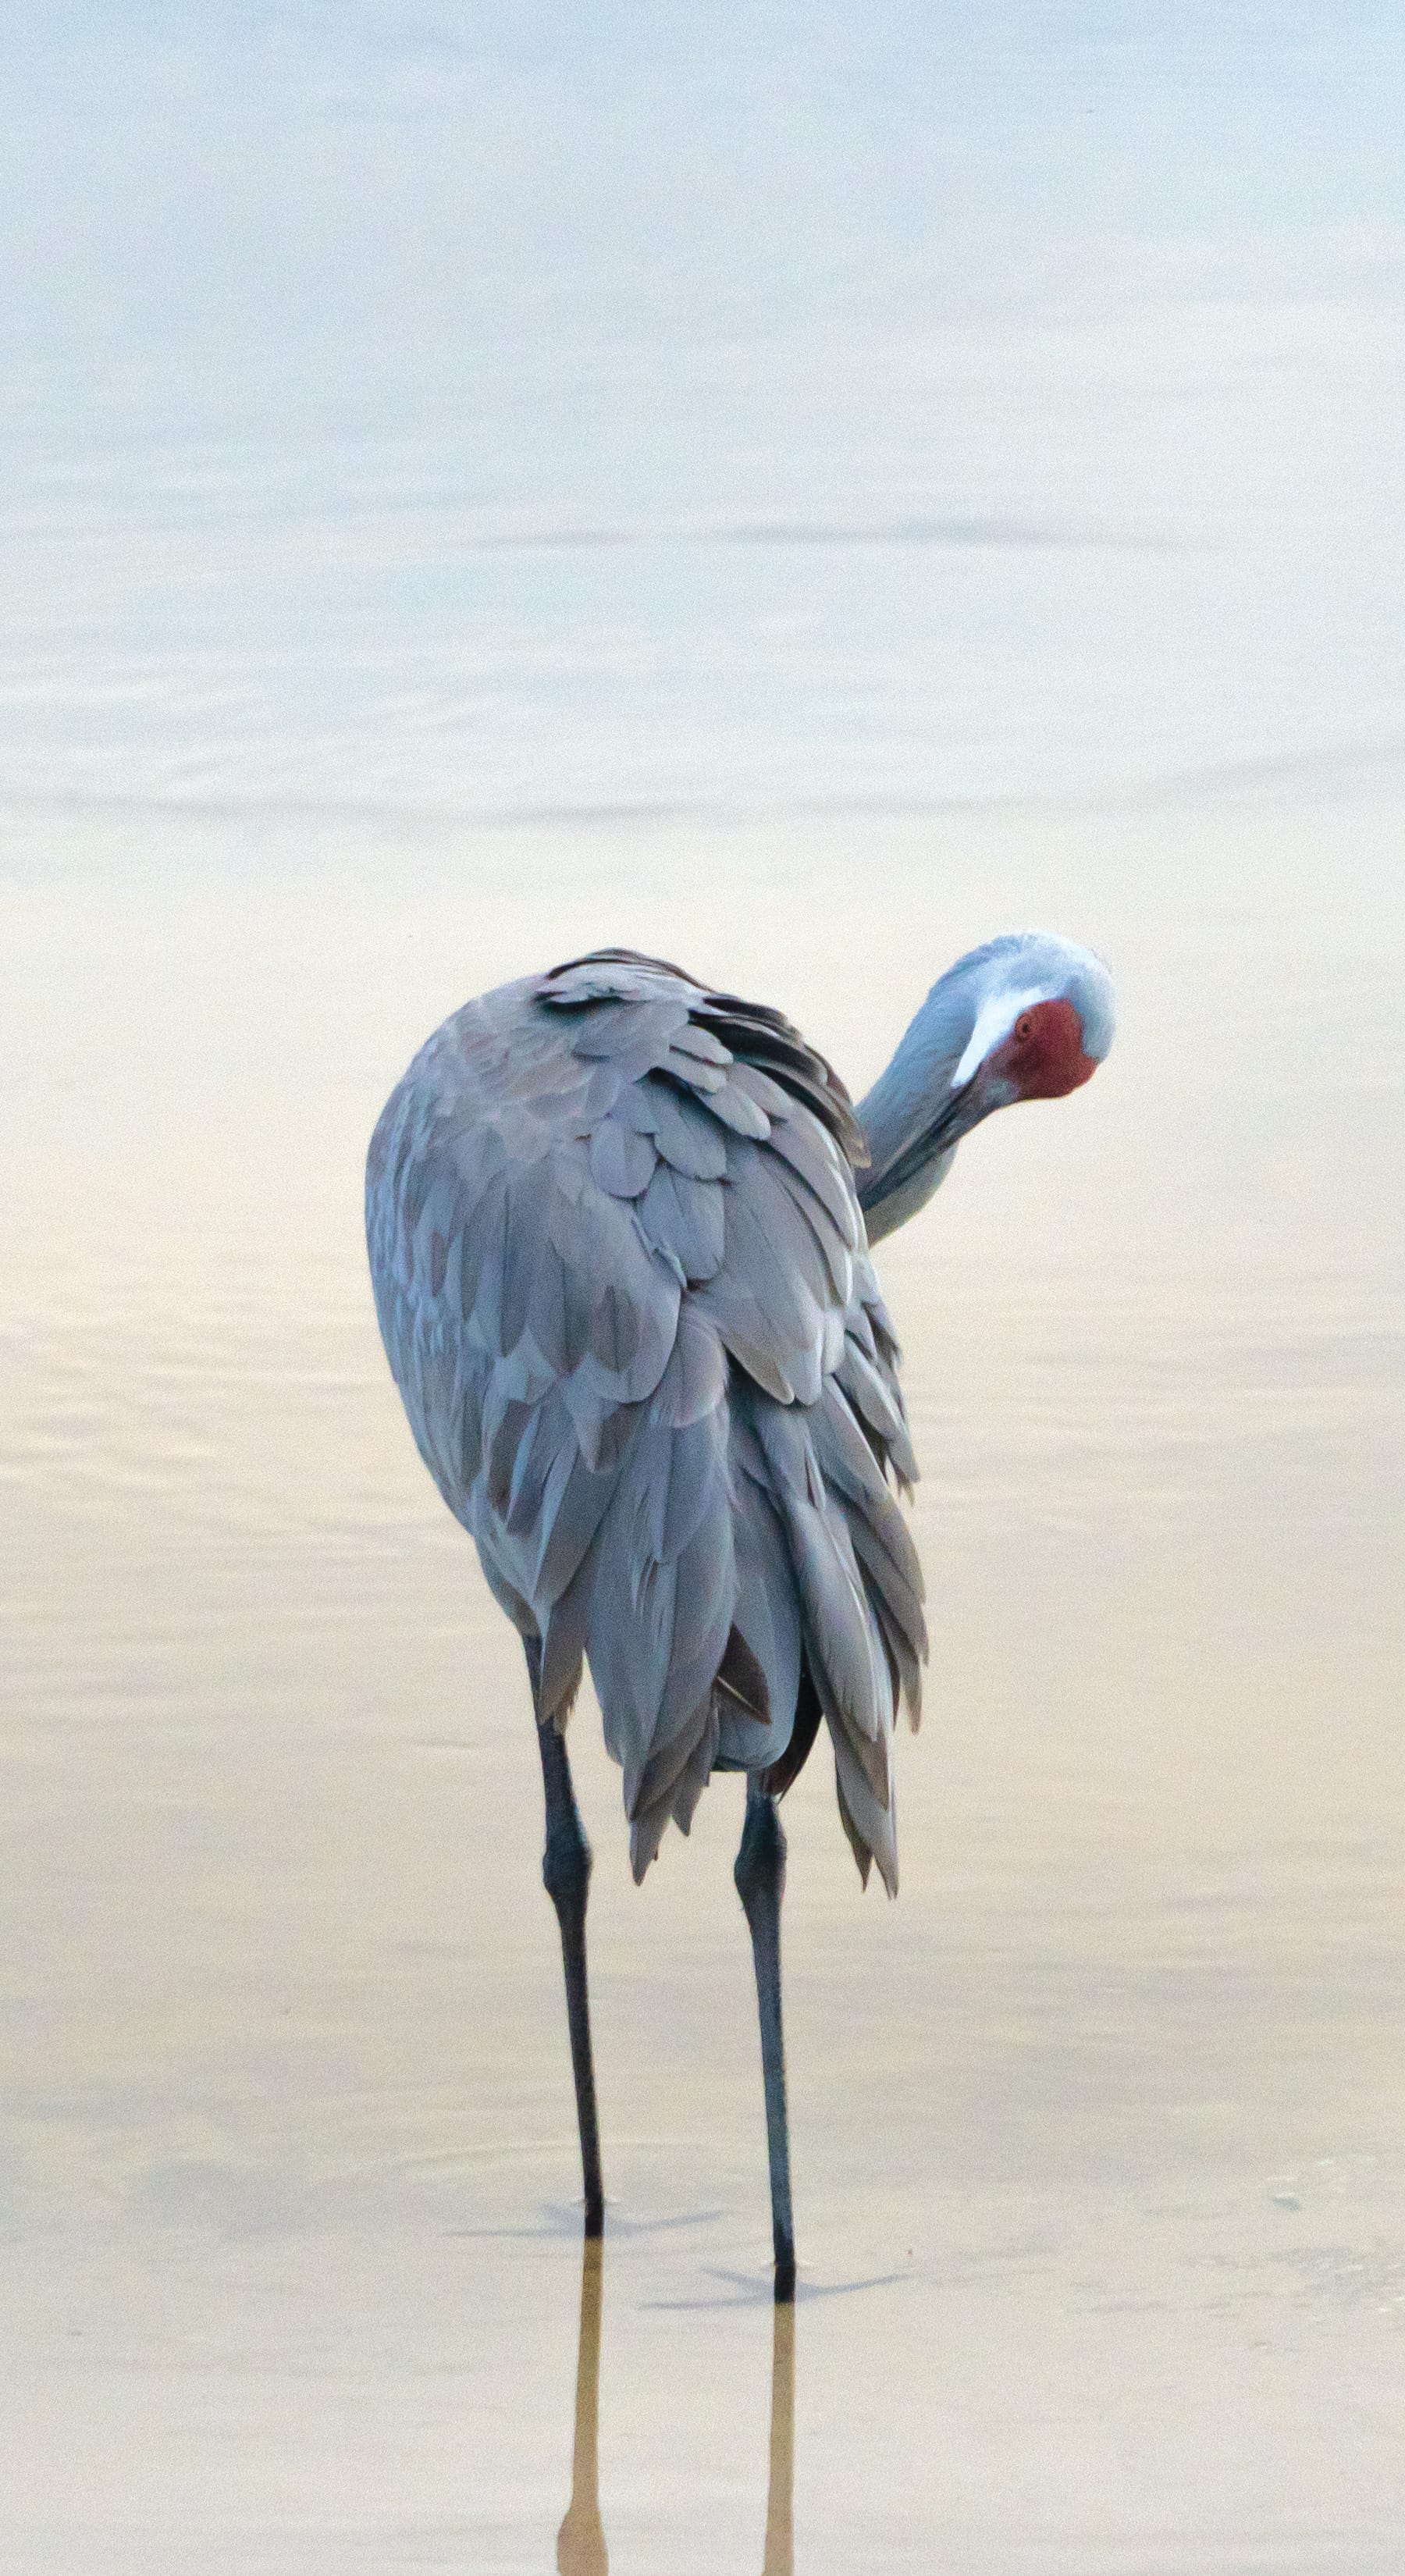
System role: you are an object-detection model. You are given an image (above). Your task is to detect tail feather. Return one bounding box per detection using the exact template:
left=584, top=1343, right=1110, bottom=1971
left=628, top=1699, right=720, bottom=1880
left=751, top=1406, right=887, bottom=1747
left=735, top=1389, right=904, bottom=1887
left=810, top=1384, right=926, bottom=1726
left=717, top=1462, right=801, bottom=1774
left=834, top=1742, right=898, bottom=1895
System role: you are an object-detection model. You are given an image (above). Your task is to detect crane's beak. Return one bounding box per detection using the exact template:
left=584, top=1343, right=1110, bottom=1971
left=856, top=1062, right=1003, bottom=1219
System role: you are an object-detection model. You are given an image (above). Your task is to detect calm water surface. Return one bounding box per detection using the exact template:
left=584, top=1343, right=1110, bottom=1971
left=4, top=771, right=1403, bottom=2571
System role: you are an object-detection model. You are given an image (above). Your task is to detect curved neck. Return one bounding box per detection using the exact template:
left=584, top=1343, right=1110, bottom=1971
left=856, top=1083, right=956, bottom=1245
left=854, top=979, right=984, bottom=1244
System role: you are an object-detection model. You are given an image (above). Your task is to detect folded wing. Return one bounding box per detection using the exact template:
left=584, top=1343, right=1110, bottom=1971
left=366, top=949, right=927, bottom=1888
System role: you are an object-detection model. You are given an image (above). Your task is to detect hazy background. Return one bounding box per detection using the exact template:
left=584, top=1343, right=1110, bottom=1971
left=3, top=7, right=1404, bottom=2571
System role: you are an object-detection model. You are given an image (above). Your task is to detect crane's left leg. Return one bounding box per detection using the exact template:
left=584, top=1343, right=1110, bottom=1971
left=526, top=1640, right=604, bottom=2237
left=735, top=1778, right=796, bottom=2302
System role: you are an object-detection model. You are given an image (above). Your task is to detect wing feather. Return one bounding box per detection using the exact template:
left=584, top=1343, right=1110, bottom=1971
left=638, top=1163, right=725, bottom=1283
left=644, top=1081, right=731, bottom=1179
left=590, top=1116, right=658, bottom=1197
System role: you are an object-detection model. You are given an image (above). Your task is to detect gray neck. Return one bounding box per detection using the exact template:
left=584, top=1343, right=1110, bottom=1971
left=854, top=987, right=972, bottom=1245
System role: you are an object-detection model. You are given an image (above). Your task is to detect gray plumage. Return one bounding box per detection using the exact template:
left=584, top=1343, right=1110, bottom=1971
left=367, top=948, right=924, bottom=1892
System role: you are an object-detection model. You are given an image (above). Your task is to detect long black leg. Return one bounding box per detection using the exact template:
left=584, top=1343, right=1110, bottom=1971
left=526, top=1641, right=604, bottom=2237
left=735, top=1779, right=796, bottom=2302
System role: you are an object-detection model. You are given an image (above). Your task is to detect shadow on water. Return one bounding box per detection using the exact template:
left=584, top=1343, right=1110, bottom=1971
left=644, top=2266, right=904, bottom=2310
left=557, top=2240, right=796, bottom=2574
left=454, top=2202, right=726, bottom=2244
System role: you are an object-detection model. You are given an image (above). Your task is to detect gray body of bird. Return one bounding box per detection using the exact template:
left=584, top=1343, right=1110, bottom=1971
left=365, top=933, right=1112, bottom=1890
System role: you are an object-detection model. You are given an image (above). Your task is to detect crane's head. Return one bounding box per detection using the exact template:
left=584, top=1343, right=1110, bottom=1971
left=856, top=930, right=1115, bottom=1243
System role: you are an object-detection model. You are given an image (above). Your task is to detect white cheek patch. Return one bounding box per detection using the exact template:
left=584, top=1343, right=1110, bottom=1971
left=951, top=984, right=1055, bottom=1087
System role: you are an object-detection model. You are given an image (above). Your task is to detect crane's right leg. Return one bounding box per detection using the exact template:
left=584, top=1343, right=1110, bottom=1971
left=526, top=1640, right=604, bottom=2237
left=735, top=1779, right=796, bottom=2302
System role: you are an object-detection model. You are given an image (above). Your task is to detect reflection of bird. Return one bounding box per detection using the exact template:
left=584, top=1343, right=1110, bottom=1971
left=552, top=2236, right=797, bottom=2574
left=367, top=934, right=1114, bottom=2297
left=557, top=2242, right=608, bottom=2576
left=762, top=2300, right=795, bottom=2576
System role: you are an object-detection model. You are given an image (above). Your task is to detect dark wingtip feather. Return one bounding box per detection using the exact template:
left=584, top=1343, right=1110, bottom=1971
left=542, top=945, right=707, bottom=989
left=760, top=1663, right=824, bottom=1799
left=715, top=1623, right=773, bottom=1726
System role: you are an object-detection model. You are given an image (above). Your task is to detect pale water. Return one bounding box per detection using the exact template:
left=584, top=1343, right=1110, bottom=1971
left=3, top=12, right=1405, bottom=2571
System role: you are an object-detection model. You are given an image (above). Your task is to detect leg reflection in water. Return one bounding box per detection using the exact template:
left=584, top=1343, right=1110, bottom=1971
left=554, top=2239, right=798, bottom=2575
left=762, top=2298, right=796, bottom=2576
left=557, top=2240, right=608, bottom=2576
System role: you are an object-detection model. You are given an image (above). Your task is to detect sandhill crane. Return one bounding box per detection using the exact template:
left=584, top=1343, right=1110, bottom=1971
left=366, top=932, right=1115, bottom=2300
